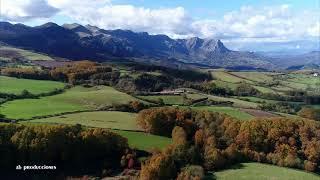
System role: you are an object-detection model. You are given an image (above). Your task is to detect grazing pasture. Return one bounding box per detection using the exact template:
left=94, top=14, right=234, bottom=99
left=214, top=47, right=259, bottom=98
left=137, top=93, right=207, bottom=105
left=192, top=106, right=254, bottom=120
left=111, top=130, right=172, bottom=151
left=253, top=85, right=279, bottom=94
left=1, top=86, right=141, bottom=119
left=0, top=46, right=53, bottom=61
left=212, top=80, right=238, bottom=90
left=207, top=94, right=259, bottom=108
left=213, top=163, right=320, bottom=180
left=137, top=95, right=184, bottom=105
left=287, top=73, right=319, bottom=85
left=211, top=71, right=252, bottom=83
left=21, top=118, right=171, bottom=151
left=186, top=93, right=207, bottom=100
left=237, top=96, right=280, bottom=104
left=25, top=111, right=140, bottom=131
left=230, top=72, right=274, bottom=82
left=210, top=71, right=319, bottom=95
left=0, top=76, right=65, bottom=95
left=211, top=71, right=279, bottom=95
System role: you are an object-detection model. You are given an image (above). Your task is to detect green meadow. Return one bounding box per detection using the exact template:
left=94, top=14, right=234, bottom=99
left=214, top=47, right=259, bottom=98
left=25, top=111, right=140, bottom=131
left=0, top=46, right=53, bottom=61
left=1, top=86, right=142, bottom=119
left=213, top=163, right=320, bottom=180
left=0, top=76, right=65, bottom=95
left=137, top=95, right=185, bottom=105
left=21, top=111, right=171, bottom=151
left=111, top=130, right=172, bottom=151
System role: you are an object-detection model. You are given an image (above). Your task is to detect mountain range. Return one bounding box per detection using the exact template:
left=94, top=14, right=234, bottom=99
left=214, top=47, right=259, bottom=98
left=0, top=22, right=318, bottom=70
left=265, top=51, right=320, bottom=70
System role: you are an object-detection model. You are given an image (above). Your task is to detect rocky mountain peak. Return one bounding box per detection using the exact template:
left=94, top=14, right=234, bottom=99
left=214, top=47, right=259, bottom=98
left=0, top=21, right=275, bottom=69
left=63, top=23, right=92, bottom=37
left=36, top=22, right=60, bottom=29
left=184, top=37, right=230, bottom=54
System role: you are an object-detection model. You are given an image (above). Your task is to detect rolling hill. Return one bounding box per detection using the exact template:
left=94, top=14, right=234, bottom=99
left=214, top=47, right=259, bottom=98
left=262, top=51, right=320, bottom=70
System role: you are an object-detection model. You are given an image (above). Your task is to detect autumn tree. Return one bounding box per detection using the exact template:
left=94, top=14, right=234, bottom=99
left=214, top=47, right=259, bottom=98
left=140, top=153, right=176, bottom=180
left=176, top=165, right=204, bottom=180
left=172, top=126, right=188, bottom=146
left=298, top=108, right=320, bottom=121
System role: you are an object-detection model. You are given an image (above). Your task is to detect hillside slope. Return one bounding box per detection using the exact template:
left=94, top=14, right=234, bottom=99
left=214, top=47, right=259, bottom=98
left=0, top=22, right=274, bottom=69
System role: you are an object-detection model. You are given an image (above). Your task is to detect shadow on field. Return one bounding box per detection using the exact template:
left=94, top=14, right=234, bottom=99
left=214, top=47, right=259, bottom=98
left=229, top=163, right=245, bottom=170
left=203, top=164, right=245, bottom=180
left=204, top=172, right=216, bottom=180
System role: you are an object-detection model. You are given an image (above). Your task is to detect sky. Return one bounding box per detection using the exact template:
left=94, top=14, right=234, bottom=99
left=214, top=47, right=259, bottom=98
left=0, top=0, right=319, bottom=53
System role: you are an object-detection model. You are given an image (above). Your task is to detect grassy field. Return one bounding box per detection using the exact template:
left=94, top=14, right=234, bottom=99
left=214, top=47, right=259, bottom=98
left=253, top=86, right=279, bottom=94
left=24, top=111, right=141, bottom=131
left=0, top=46, right=53, bottom=61
left=111, top=130, right=172, bottom=151
left=1, top=99, right=85, bottom=119
left=20, top=121, right=171, bottom=151
left=210, top=71, right=318, bottom=95
left=211, top=71, right=279, bottom=95
left=186, top=93, right=207, bottom=100
left=137, top=93, right=207, bottom=105
left=237, top=96, right=280, bottom=104
left=24, top=111, right=172, bottom=150
left=230, top=72, right=274, bottom=82
left=275, top=73, right=320, bottom=91
left=238, top=96, right=303, bottom=105
left=287, top=74, right=319, bottom=86
left=137, top=95, right=184, bottom=105
left=0, top=76, right=65, bottom=95
left=192, top=106, right=254, bottom=120
left=207, top=94, right=259, bottom=109
left=211, top=71, right=252, bottom=83
left=212, top=80, right=238, bottom=90
left=213, top=163, right=320, bottom=180
left=272, top=85, right=295, bottom=92
left=1, top=86, right=142, bottom=119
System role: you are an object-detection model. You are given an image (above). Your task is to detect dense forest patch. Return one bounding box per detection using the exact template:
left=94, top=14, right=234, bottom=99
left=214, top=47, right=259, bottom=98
left=0, top=124, right=128, bottom=175
left=137, top=107, right=320, bottom=179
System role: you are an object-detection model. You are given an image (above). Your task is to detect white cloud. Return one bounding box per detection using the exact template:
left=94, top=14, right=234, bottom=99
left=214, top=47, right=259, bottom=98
left=308, top=22, right=320, bottom=37
left=1, top=0, right=59, bottom=21
left=192, top=4, right=320, bottom=42
left=47, top=0, right=193, bottom=37
left=1, top=0, right=319, bottom=46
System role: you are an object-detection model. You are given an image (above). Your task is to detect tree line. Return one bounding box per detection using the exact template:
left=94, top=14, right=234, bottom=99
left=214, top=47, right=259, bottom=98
left=1, top=61, right=212, bottom=94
